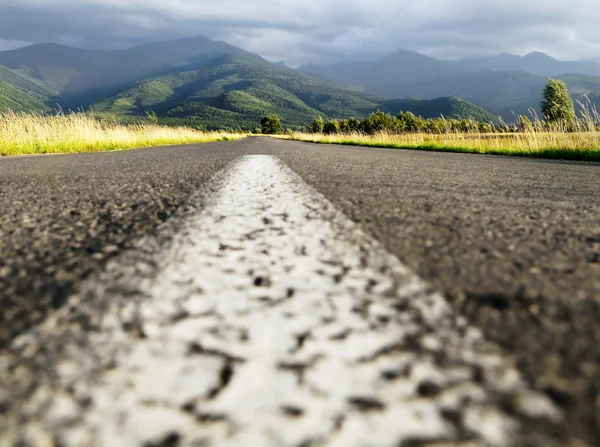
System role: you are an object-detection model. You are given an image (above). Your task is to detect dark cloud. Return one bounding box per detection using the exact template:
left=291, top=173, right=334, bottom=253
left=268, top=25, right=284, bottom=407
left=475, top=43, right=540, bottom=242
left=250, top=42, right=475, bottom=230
left=1, top=0, right=599, bottom=65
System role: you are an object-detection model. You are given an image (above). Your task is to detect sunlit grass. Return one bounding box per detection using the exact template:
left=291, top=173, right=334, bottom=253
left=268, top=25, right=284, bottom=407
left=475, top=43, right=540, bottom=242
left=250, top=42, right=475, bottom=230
left=281, top=131, right=600, bottom=162
left=0, top=111, right=245, bottom=156
left=278, top=97, right=600, bottom=162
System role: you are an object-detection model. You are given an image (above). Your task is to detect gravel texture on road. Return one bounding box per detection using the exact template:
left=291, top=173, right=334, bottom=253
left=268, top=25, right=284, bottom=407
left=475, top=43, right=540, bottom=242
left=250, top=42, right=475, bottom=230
left=273, top=140, right=600, bottom=445
left=1, top=155, right=561, bottom=446
left=0, top=137, right=599, bottom=445
left=0, top=142, right=242, bottom=347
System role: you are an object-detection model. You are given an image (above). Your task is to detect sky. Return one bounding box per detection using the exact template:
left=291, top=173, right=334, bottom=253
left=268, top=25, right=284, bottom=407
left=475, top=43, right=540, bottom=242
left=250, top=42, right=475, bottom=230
left=1, top=0, right=599, bottom=65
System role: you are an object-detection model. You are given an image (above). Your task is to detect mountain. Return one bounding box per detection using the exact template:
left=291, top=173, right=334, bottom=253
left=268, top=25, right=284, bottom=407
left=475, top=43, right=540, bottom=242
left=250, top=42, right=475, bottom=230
left=372, top=70, right=547, bottom=119
left=3, top=35, right=600, bottom=125
left=92, top=54, right=498, bottom=129
left=0, top=36, right=262, bottom=108
left=458, top=52, right=600, bottom=77
left=380, top=97, right=499, bottom=123
left=300, top=50, right=600, bottom=120
left=301, top=50, right=600, bottom=88
left=0, top=66, right=59, bottom=113
left=299, top=50, right=463, bottom=90
left=373, top=70, right=600, bottom=119
left=0, top=37, right=496, bottom=129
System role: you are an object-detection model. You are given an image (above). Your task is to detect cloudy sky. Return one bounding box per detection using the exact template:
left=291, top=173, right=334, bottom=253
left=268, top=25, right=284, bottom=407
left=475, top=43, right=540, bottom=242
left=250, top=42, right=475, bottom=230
left=1, top=0, right=599, bottom=65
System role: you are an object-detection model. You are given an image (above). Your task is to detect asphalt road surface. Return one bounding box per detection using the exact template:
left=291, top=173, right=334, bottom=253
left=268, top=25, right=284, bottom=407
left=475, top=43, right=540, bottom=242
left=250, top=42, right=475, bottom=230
left=0, top=137, right=599, bottom=446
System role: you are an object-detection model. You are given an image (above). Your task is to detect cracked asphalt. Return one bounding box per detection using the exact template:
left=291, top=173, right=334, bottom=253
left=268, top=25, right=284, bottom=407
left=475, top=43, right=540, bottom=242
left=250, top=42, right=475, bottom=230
left=1, top=137, right=599, bottom=445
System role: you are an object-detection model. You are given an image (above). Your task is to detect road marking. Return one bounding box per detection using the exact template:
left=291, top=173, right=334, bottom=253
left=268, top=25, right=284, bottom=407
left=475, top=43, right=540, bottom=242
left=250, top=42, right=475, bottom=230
left=1, top=155, right=560, bottom=447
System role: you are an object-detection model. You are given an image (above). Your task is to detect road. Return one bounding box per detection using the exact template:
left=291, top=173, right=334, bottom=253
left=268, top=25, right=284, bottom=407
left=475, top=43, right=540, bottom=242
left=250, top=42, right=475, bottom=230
left=0, top=137, right=599, bottom=446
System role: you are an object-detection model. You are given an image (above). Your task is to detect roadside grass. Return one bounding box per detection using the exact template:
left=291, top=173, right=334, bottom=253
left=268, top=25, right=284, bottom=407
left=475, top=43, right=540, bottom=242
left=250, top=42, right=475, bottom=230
left=0, top=111, right=245, bottom=156
left=281, top=131, right=600, bottom=162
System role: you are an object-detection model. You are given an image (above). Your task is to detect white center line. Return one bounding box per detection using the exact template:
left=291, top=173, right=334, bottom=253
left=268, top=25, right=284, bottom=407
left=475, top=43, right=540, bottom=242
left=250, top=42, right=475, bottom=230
left=1, top=155, right=560, bottom=447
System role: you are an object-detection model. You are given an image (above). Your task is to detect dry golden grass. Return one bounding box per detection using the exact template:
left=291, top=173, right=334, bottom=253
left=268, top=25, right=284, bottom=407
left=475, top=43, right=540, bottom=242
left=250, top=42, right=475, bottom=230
left=0, top=112, right=244, bottom=156
left=281, top=130, right=600, bottom=161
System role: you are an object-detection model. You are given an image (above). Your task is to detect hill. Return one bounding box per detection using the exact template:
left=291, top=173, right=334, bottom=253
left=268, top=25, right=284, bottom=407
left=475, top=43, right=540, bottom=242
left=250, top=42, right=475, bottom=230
left=93, top=54, right=498, bottom=129
left=374, top=71, right=600, bottom=120
left=298, top=50, right=463, bottom=90
left=300, top=51, right=600, bottom=120
left=0, top=36, right=262, bottom=108
left=457, top=52, right=600, bottom=77
left=0, top=66, right=59, bottom=113
left=0, top=37, right=499, bottom=127
left=380, top=97, right=499, bottom=123
left=374, top=70, right=547, bottom=119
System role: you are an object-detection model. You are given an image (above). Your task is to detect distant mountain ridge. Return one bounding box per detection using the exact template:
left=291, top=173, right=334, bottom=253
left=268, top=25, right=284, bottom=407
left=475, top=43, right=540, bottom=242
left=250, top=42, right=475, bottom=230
left=299, top=50, right=600, bottom=85
left=299, top=50, right=600, bottom=119
left=4, top=36, right=600, bottom=126
left=298, top=50, right=462, bottom=90
left=0, top=36, right=262, bottom=107
left=91, top=53, right=498, bottom=129
left=0, top=36, right=498, bottom=128
left=457, top=51, right=600, bottom=77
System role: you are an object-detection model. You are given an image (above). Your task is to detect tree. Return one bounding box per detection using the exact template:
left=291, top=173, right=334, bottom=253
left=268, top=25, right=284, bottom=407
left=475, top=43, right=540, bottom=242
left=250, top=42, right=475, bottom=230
left=397, top=111, right=424, bottom=133
left=540, top=79, right=575, bottom=127
left=323, top=120, right=341, bottom=134
left=347, top=117, right=361, bottom=132
left=308, top=116, right=325, bottom=133
left=339, top=119, right=350, bottom=133
left=361, top=110, right=396, bottom=134
left=425, top=118, right=450, bottom=134
left=260, top=115, right=283, bottom=134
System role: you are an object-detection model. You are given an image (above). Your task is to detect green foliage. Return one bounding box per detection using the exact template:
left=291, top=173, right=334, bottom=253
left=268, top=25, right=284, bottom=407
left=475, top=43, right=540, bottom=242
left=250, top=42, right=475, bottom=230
left=302, top=110, right=503, bottom=136
left=304, top=110, right=494, bottom=135
left=361, top=110, right=396, bottom=133
left=424, top=118, right=450, bottom=134
left=541, top=79, right=576, bottom=126
left=334, top=117, right=362, bottom=133
left=145, top=110, right=159, bottom=124
left=0, top=66, right=57, bottom=113
left=260, top=114, right=283, bottom=134
left=323, top=120, right=341, bottom=134
left=397, top=111, right=425, bottom=132
left=308, top=116, right=325, bottom=133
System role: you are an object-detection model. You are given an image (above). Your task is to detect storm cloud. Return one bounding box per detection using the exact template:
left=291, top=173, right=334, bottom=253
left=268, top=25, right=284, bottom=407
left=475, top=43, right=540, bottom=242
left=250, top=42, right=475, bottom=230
left=1, top=0, right=599, bottom=65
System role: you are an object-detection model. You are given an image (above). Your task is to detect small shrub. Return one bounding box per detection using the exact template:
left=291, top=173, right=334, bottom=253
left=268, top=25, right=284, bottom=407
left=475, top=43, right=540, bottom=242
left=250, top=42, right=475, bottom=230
left=308, top=116, right=325, bottom=133
left=361, top=110, right=396, bottom=134
left=347, top=117, right=361, bottom=132
left=260, top=114, right=283, bottom=135
left=323, top=120, right=341, bottom=134
left=397, top=111, right=425, bottom=133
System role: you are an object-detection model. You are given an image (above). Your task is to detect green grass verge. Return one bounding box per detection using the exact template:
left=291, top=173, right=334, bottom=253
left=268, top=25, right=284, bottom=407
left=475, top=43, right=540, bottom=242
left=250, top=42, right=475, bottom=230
left=282, top=133, right=600, bottom=162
